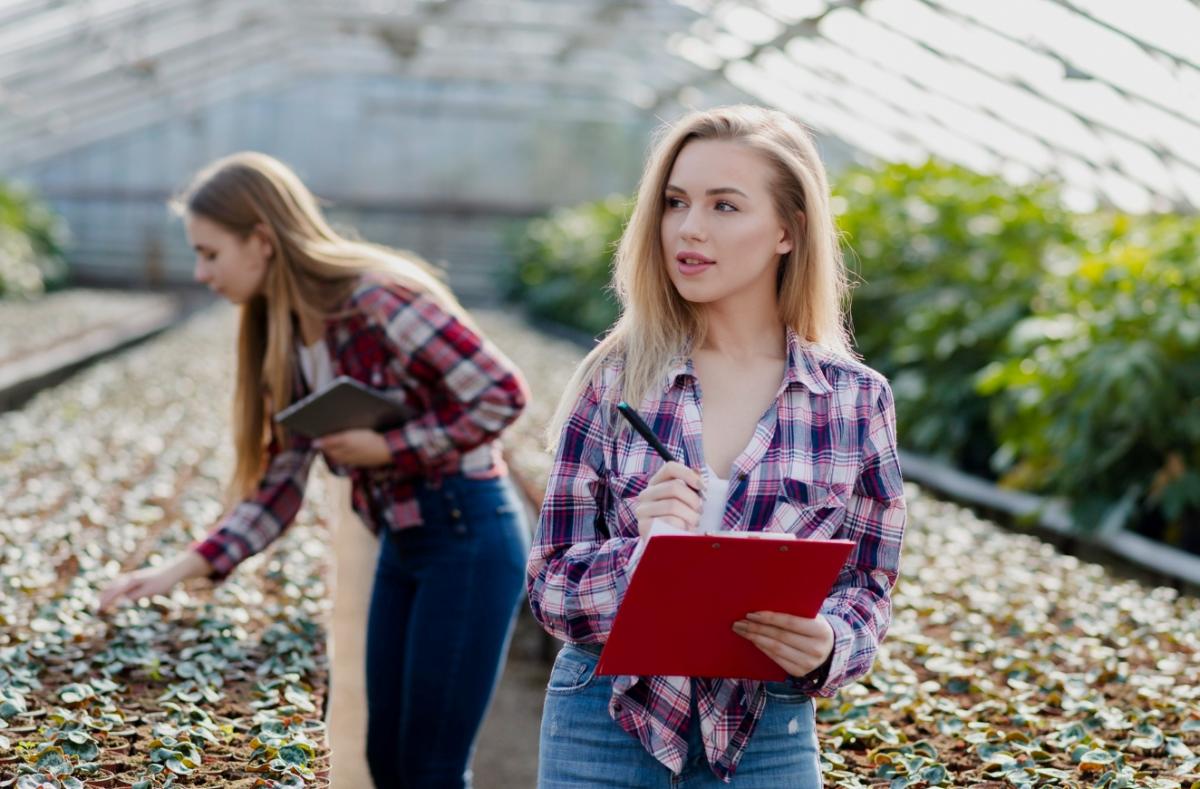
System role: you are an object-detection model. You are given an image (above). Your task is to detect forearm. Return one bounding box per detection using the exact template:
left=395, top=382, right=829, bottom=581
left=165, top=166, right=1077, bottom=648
left=527, top=537, right=640, bottom=642
left=383, top=379, right=526, bottom=473
left=174, top=549, right=215, bottom=583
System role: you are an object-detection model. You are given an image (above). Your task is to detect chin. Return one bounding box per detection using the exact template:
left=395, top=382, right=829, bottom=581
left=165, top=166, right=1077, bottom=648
left=669, top=277, right=720, bottom=305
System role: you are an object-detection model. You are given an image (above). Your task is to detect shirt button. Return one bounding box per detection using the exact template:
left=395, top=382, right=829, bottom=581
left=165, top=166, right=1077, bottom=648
left=738, top=473, right=748, bottom=481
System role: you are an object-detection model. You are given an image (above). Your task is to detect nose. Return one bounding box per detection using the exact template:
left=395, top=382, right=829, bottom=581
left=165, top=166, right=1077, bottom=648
left=677, top=206, right=706, bottom=242
left=193, top=258, right=209, bottom=284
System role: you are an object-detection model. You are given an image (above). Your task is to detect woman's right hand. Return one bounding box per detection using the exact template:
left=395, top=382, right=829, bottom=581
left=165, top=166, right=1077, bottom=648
left=97, top=551, right=211, bottom=613
left=634, top=461, right=705, bottom=540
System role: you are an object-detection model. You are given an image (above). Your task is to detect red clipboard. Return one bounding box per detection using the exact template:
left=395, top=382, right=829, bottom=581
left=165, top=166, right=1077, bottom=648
left=595, top=535, right=855, bottom=681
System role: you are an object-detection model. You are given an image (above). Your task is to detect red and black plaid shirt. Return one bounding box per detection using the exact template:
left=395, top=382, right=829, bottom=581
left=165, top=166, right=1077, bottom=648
left=194, top=273, right=529, bottom=578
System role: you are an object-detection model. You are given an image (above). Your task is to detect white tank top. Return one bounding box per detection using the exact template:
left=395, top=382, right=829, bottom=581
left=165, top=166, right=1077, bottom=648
left=297, top=338, right=334, bottom=390
left=697, top=465, right=731, bottom=533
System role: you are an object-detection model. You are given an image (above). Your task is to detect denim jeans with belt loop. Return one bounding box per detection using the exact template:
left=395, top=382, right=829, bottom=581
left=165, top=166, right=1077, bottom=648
left=364, top=473, right=530, bottom=788
left=538, top=642, right=824, bottom=788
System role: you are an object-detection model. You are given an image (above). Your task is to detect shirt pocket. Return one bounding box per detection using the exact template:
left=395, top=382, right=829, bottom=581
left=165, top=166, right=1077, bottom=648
left=766, top=478, right=848, bottom=540
left=605, top=471, right=651, bottom=539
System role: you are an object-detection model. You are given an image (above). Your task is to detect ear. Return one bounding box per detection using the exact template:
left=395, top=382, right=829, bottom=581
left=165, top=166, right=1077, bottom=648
left=776, top=211, right=803, bottom=256
left=251, top=223, right=275, bottom=262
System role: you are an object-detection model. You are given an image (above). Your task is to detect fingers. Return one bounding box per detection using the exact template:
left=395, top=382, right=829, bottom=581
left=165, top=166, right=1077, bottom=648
left=635, top=498, right=701, bottom=531
left=737, top=632, right=815, bottom=676
left=98, top=577, right=139, bottom=612
left=732, top=612, right=833, bottom=675
left=644, top=477, right=703, bottom=511
left=746, top=611, right=827, bottom=637
left=648, top=461, right=704, bottom=493
left=637, top=462, right=707, bottom=537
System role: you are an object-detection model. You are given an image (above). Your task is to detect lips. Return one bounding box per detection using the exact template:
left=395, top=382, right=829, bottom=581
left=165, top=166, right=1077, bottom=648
left=676, top=251, right=715, bottom=265
left=675, top=250, right=716, bottom=277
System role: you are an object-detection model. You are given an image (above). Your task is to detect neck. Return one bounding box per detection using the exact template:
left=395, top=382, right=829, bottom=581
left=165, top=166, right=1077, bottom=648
left=698, top=296, right=786, bottom=360
left=296, top=311, right=326, bottom=345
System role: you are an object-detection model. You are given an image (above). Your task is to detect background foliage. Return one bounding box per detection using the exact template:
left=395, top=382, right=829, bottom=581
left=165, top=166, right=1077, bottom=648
left=0, top=181, right=68, bottom=298
left=504, top=194, right=628, bottom=337
left=504, top=160, right=1200, bottom=550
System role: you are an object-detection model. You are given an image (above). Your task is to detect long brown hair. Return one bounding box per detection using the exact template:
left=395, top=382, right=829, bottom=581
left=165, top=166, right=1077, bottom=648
left=174, top=152, right=470, bottom=502
left=547, top=105, right=853, bottom=447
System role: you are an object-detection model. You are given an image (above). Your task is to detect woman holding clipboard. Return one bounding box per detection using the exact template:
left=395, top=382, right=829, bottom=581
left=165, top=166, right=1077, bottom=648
left=98, top=152, right=531, bottom=788
left=527, top=105, right=907, bottom=787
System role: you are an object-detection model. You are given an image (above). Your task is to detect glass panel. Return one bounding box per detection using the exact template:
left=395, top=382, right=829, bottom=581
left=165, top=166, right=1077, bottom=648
left=1072, top=0, right=1200, bottom=66
left=713, top=2, right=781, bottom=45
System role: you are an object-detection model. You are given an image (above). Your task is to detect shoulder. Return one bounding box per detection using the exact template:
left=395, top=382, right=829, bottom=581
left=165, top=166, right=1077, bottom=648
left=344, top=272, right=422, bottom=321
left=586, top=342, right=633, bottom=400
left=801, top=344, right=891, bottom=401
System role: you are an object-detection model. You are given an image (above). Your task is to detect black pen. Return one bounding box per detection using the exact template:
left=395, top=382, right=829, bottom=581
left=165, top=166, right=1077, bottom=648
left=616, top=401, right=706, bottom=499
left=616, top=401, right=677, bottom=463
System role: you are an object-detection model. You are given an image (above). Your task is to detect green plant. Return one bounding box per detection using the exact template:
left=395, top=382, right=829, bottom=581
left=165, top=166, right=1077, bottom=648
left=504, top=194, right=629, bottom=336
left=147, top=733, right=203, bottom=776
left=833, top=159, right=1077, bottom=474
left=977, top=212, right=1200, bottom=541
left=0, top=182, right=68, bottom=298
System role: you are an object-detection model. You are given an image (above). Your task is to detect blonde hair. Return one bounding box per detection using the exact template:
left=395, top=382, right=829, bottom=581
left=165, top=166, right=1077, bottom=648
left=546, top=105, right=853, bottom=449
left=174, top=151, right=471, bottom=502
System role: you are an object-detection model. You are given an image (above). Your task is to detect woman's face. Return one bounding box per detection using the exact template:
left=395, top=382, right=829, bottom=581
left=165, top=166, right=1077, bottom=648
left=660, top=139, right=793, bottom=309
left=186, top=214, right=271, bottom=304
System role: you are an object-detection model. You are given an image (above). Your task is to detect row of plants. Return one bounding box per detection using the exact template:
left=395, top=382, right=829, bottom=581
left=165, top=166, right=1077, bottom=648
left=502, top=160, right=1200, bottom=552
left=476, top=308, right=1200, bottom=787
left=0, top=307, right=334, bottom=787
left=0, top=181, right=67, bottom=299
left=0, top=289, right=175, bottom=367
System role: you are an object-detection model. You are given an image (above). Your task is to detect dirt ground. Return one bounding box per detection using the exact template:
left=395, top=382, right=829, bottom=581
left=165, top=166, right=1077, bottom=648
left=325, top=475, right=550, bottom=789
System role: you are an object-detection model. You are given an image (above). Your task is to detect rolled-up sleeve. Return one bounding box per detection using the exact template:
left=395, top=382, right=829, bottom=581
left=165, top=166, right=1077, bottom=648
left=526, top=380, right=640, bottom=643
left=192, top=437, right=316, bottom=580
left=816, top=380, right=906, bottom=696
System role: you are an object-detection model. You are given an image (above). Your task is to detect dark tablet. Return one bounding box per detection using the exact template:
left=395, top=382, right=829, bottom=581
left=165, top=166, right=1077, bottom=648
left=274, top=376, right=416, bottom=439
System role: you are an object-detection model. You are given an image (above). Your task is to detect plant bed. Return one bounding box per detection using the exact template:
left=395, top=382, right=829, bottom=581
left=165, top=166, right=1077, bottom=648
left=0, top=289, right=188, bottom=412
left=474, top=308, right=1200, bottom=788
left=1, top=305, right=333, bottom=787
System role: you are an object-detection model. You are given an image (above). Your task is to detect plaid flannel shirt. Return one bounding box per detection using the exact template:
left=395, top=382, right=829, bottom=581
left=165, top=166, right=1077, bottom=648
left=194, top=274, right=528, bottom=579
left=527, top=327, right=906, bottom=782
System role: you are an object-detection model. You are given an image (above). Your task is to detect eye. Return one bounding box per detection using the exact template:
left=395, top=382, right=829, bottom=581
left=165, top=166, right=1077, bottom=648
left=715, top=200, right=738, bottom=212
left=665, top=196, right=687, bottom=209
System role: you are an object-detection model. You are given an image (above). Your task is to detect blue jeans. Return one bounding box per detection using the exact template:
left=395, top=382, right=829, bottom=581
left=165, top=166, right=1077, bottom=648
left=365, top=474, right=529, bottom=788
left=538, top=644, right=823, bottom=788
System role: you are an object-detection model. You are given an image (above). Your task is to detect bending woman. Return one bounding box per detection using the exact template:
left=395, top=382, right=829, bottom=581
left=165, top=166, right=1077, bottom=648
left=100, top=152, right=530, bottom=789
left=528, top=105, right=907, bottom=787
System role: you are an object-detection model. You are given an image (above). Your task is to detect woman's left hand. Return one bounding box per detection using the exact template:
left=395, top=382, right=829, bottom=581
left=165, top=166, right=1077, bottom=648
left=732, top=611, right=834, bottom=677
left=314, top=429, right=392, bottom=467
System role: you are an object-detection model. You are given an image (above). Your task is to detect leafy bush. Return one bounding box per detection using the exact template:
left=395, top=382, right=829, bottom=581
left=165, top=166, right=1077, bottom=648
left=502, top=160, right=1200, bottom=550
left=978, top=212, right=1200, bottom=542
left=504, top=195, right=628, bottom=337
left=0, top=182, right=68, bottom=298
left=834, top=160, right=1077, bottom=474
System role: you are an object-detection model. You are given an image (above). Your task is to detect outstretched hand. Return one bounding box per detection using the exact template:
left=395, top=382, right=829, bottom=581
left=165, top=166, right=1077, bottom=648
left=98, top=565, right=179, bottom=612
left=97, top=551, right=212, bottom=613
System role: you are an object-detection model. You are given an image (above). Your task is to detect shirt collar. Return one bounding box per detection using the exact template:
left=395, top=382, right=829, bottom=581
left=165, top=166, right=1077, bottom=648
left=664, top=326, right=833, bottom=396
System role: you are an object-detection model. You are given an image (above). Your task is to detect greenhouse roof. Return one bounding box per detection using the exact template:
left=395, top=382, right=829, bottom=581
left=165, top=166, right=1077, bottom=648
left=1, top=0, right=1198, bottom=211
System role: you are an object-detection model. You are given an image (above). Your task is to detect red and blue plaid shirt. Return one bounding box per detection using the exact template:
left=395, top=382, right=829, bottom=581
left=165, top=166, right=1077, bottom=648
left=527, top=327, right=906, bottom=782
left=194, top=273, right=528, bottom=578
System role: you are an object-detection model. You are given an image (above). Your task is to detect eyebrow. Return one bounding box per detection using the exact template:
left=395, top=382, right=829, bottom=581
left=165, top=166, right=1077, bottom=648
left=665, top=184, right=749, bottom=198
